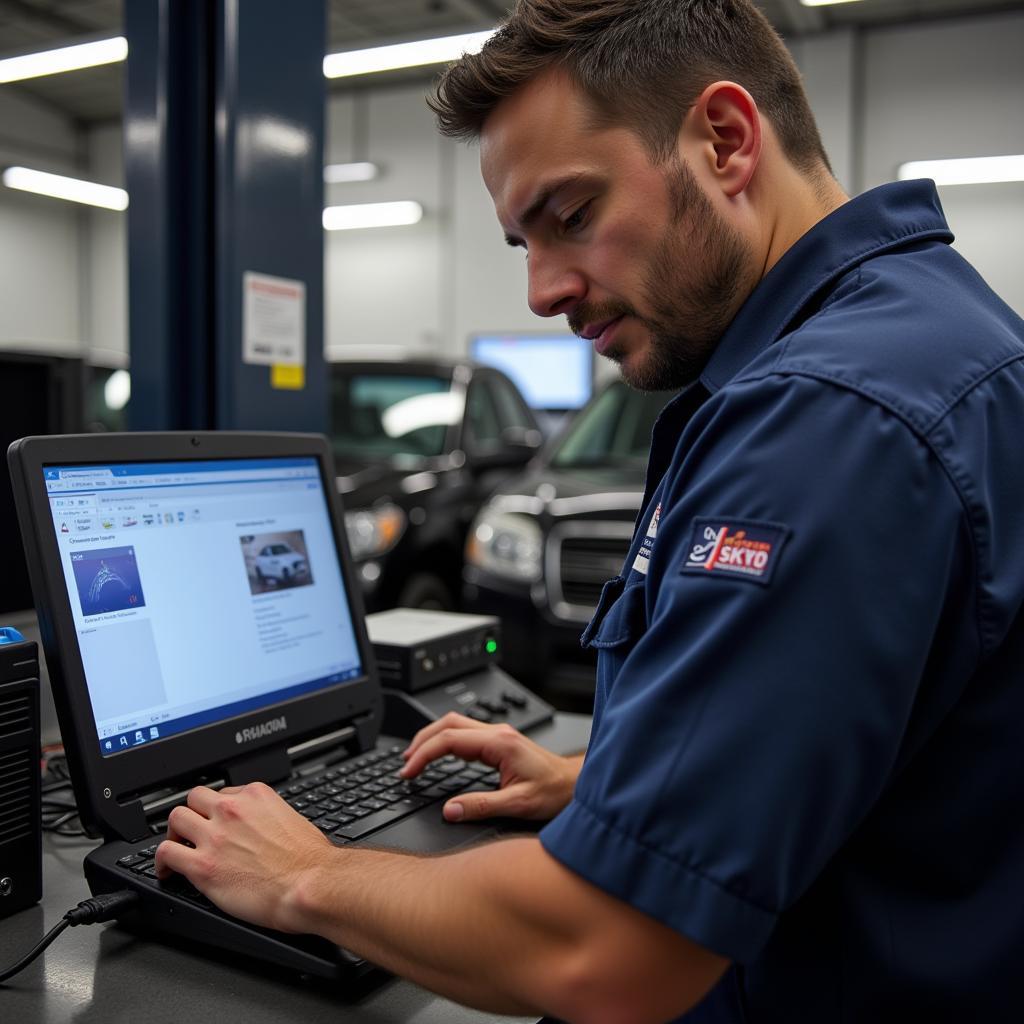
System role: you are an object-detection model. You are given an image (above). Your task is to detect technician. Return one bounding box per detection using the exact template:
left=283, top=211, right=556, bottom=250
left=157, top=1, right=1024, bottom=1020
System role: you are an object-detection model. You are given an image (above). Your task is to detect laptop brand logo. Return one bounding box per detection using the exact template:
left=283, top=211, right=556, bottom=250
left=235, top=716, right=288, bottom=744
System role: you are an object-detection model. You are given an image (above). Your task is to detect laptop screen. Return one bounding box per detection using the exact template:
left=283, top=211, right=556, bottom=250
left=42, top=456, right=363, bottom=757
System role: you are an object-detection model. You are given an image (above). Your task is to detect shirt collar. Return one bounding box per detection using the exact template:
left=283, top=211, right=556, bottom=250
left=700, top=179, right=954, bottom=393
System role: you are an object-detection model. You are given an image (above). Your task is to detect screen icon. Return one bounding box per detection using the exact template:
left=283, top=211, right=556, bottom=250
left=134, top=730, right=144, bottom=744
left=149, top=727, right=159, bottom=739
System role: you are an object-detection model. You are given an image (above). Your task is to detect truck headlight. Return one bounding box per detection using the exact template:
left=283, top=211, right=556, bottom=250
left=466, top=508, right=542, bottom=583
left=344, top=503, right=406, bottom=560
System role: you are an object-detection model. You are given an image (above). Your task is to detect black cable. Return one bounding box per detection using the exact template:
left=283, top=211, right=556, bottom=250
left=0, top=891, right=139, bottom=985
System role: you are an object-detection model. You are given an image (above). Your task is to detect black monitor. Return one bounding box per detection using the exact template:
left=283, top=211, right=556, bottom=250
left=0, top=352, right=85, bottom=615
left=470, top=334, right=594, bottom=411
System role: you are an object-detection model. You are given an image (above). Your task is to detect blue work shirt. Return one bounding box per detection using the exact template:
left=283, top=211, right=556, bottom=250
left=539, top=180, right=1024, bottom=1021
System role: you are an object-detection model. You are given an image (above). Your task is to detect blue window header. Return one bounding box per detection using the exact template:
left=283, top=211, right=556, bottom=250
left=44, top=457, right=317, bottom=480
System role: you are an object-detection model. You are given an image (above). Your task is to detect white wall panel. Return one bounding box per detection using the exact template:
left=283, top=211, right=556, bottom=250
left=0, top=193, right=80, bottom=352
left=323, top=86, right=444, bottom=354
left=789, top=28, right=856, bottom=194
left=860, top=10, right=1024, bottom=315
left=86, top=123, right=127, bottom=360
left=0, top=90, right=80, bottom=353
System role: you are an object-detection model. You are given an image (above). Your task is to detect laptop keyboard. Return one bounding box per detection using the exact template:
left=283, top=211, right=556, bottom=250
left=113, top=746, right=499, bottom=910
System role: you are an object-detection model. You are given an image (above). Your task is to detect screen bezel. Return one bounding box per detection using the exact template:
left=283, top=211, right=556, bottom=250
left=469, top=332, right=595, bottom=411
left=8, top=431, right=379, bottom=841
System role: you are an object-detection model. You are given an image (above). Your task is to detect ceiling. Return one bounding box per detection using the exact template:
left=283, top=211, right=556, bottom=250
left=1, top=0, right=1022, bottom=124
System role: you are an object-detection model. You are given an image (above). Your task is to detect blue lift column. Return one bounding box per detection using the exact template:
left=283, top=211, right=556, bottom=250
left=126, top=0, right=327, bottom=433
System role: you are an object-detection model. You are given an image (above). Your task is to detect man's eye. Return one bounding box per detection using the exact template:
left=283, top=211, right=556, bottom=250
left=563, top=202, right=591, bottom=233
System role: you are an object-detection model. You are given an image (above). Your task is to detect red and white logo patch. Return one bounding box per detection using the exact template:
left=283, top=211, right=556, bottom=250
left=681, top=518, right=789, bottom=585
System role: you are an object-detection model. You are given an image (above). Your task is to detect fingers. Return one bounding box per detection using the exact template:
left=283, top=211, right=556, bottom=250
left=403, top=712, right=489, bottom=760
left=400, top=723, right=517, bottom=779
left=156, top=785, right=236, bottom=880
left=155, top=835, right=199, bottom=879
left=185, top=784, right=225, bottom=817
left=442, top=784, right=534, bottom=823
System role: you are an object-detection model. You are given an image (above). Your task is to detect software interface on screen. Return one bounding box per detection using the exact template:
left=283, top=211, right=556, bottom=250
left=471, top=335, right=593, bottom=410
left=43, top=457, right=363, bottom=757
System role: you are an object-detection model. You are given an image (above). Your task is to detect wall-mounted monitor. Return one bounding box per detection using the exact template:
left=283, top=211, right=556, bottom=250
left=470, top=334, right=594, bottom=411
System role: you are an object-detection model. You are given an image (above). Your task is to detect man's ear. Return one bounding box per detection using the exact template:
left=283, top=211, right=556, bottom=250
left=683, top=81, right=761, bottom=198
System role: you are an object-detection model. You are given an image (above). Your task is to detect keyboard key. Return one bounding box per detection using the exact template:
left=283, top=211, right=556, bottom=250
left=437, top=776, right=474, bottom=793
left=117, top=852, right=148, bottom=868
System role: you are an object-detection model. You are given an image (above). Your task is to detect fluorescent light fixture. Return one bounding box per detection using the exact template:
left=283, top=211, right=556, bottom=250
left=324, top=161, right=380, bottom=183
left=323, top=200, right=422, bottom=231
left=898, top=155, right=1024, bottom=186
left=800, top=0, right=863, bottom=6
left=323, top=30, right=495, bottom=78
left=0, top=36, right=127, bottom=83
left=2, top=166, right=128, bottom=211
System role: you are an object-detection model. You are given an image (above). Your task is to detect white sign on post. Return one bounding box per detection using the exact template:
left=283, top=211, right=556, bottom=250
left=242, top=271, right=306, bottom=367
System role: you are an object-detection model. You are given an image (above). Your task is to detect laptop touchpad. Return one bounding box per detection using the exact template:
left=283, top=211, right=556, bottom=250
left=360, top=812, right=501, bottom=854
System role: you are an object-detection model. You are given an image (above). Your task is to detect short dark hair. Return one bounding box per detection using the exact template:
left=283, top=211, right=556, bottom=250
left=429, top=0, right=831, bottom=176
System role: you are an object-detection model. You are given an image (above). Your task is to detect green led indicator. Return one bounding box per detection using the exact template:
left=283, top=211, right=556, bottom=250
left=485, top=639, right=498, bottom=655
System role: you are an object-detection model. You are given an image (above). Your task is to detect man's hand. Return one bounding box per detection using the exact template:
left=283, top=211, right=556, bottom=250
left=154, top=782, right=333, bottom=933
left=401, top=713, right=582, bottom=822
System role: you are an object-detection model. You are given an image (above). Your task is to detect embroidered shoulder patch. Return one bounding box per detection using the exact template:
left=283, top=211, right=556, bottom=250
left=681, top=518, right=790, bottom=586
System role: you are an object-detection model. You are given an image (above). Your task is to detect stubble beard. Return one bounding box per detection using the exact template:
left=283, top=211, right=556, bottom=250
left=574, top=158, right=753, bottom=392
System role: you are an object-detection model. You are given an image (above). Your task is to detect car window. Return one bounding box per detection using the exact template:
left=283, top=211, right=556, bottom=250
left=330, top=370, right=458, bottom=459
left=466, top=378, right=503, bottom=448
left=487, top=372, right=535, bottom=432
left=550, top=382, right=676, bottom=468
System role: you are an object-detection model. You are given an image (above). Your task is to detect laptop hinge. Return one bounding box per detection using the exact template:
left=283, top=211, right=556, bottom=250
left=354, top=706, right=380, bottom=753
left=287, top=725, right=356, bottom=767
left=223, top=744, right=292, bottom=787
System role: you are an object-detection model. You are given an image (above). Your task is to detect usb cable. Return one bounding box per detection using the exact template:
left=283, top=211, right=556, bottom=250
left=0, top=891, right=139, bottom=984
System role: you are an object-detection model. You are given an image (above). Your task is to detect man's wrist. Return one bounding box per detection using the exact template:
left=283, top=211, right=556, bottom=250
left=279, top=848, right=342, bottom=935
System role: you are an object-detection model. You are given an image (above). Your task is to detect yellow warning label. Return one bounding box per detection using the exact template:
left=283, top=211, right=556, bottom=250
left=271, top=364, right=305, bottom=390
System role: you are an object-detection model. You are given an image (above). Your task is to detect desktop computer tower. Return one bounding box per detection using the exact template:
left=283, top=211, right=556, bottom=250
left=0, top=630, right=42, bottom=920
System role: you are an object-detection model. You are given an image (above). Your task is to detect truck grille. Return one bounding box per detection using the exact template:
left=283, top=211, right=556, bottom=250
left=547, top=522, right=635, bottom=623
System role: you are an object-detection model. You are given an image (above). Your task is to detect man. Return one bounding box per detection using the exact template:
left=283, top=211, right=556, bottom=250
left=156, top=1, right=1024, bottom=1020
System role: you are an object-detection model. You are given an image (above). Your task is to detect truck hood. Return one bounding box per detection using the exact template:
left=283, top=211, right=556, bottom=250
left=488, top=460, right=647, bottom=511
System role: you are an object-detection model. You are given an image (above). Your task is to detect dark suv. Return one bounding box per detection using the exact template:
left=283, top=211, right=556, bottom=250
left=462, top=380, right=677, bottom=706
left=331, top=356, right=542, bottom=612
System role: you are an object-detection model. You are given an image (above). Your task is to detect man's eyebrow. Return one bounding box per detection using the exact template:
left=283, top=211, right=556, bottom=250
left=503, top=172, right=588, bottom=247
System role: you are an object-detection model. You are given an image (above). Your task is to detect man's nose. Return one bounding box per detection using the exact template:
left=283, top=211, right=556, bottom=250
left=527, top=253, right=586, bottom=318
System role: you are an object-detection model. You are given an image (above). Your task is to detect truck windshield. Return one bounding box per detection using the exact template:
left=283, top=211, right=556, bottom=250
left=330, top=370, right=461, bottom=459
left=550, top=381, right=676, bottom=468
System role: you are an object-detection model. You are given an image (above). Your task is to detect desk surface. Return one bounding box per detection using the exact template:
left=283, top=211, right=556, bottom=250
left=0, top=714, right=591, bottom=1023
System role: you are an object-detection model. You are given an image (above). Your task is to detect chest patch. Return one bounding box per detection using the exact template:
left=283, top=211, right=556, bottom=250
left=631, top=502, right=661, bottom=576
left=681, top=518, right=790, bottom=586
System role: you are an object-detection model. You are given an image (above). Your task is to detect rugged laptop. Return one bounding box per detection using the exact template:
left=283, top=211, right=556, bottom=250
left=8, top=431, right=519, bottom=979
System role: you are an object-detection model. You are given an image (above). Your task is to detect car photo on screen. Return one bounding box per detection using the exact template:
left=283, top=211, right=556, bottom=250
left=239, top=531, right=313, bottom=595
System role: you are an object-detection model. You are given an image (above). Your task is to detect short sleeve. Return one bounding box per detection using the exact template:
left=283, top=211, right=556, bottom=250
left=540, top=373, right=973, bottom=962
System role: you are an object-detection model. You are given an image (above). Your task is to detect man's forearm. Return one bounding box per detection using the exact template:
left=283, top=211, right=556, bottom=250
left=287, top=837, right=577, bottom=1015
left=284, top=834, right=725, bottom=1023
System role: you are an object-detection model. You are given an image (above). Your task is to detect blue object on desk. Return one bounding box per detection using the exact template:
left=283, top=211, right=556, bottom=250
left=0, top=626, right=26, bottom=644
